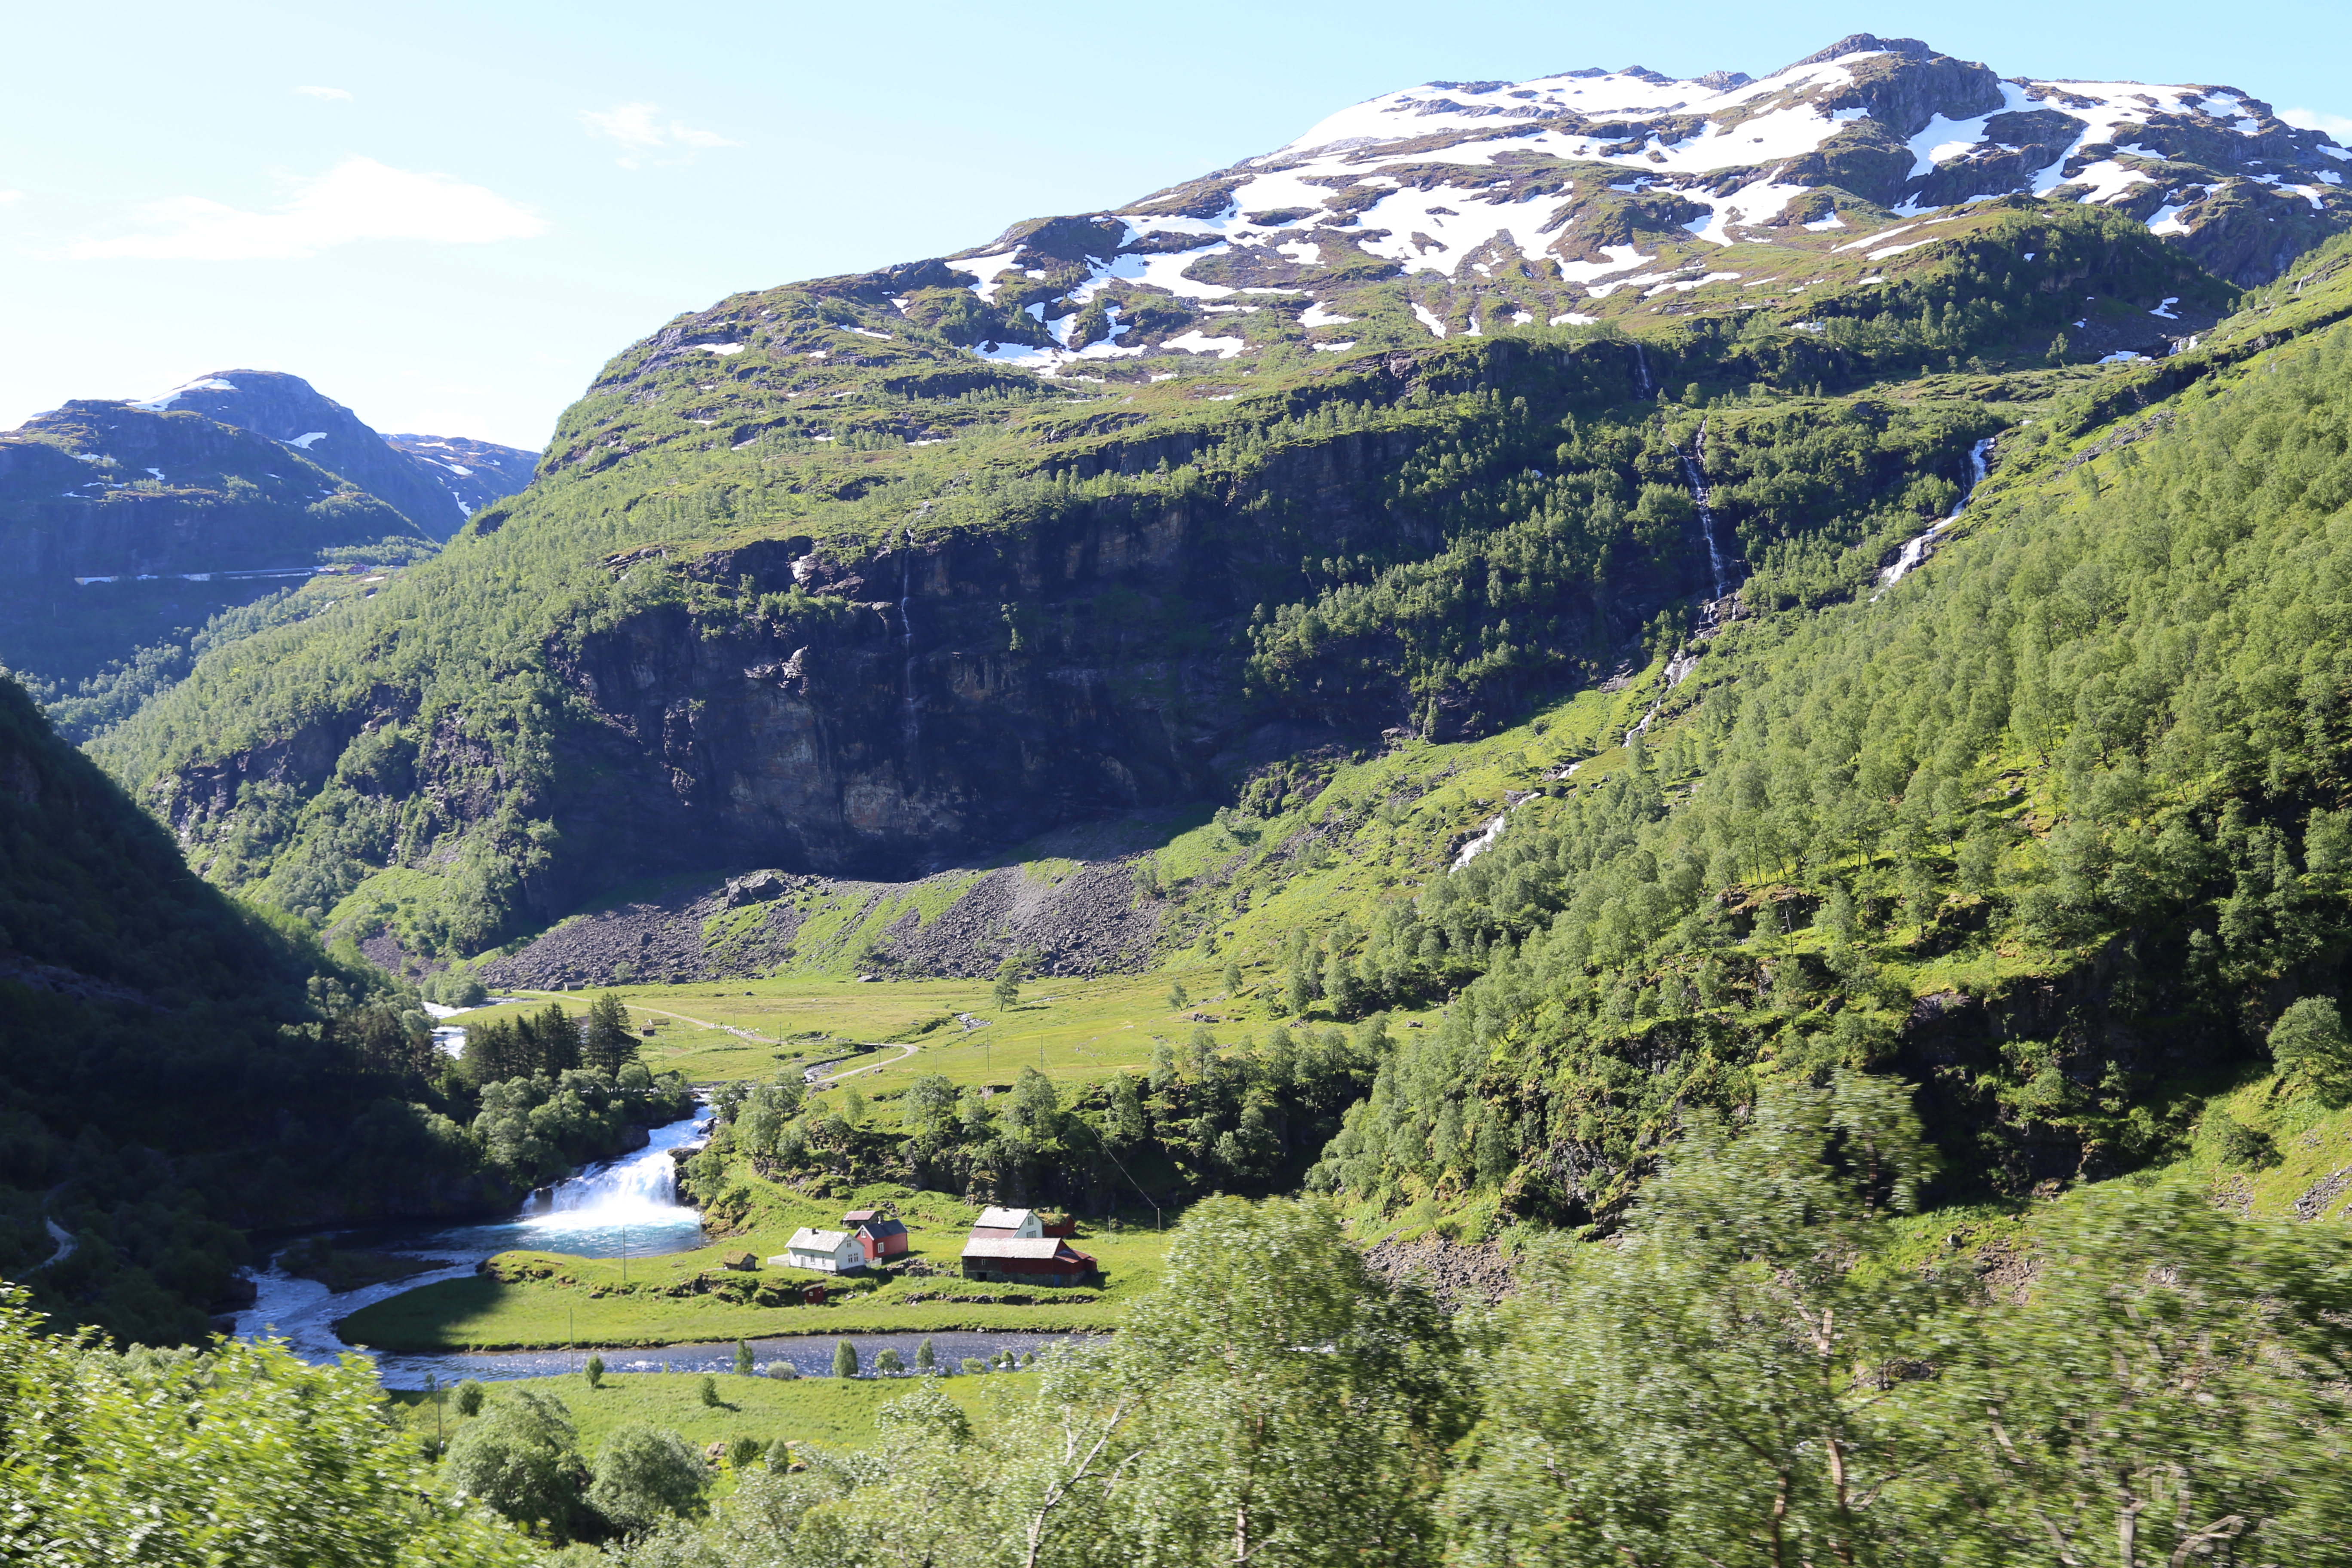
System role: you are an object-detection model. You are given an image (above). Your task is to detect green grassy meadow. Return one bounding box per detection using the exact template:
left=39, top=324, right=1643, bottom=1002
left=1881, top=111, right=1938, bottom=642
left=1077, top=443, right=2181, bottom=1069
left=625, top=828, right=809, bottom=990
left=340, top=1182, right=1178, bottom=1352
left=454, top=967, right=1288, bottom=1103
left=391, top=1363, right=1041, bottom=1456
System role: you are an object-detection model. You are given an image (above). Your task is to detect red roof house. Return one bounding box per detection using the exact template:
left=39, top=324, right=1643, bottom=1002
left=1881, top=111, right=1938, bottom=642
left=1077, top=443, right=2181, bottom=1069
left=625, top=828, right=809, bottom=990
left=843, top=1209, right=909, bottom=1263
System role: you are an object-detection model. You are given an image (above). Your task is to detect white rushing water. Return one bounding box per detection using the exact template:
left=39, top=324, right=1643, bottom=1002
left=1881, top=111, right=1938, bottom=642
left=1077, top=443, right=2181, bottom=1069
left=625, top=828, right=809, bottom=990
left=234, top=1105, right=708, bottom=1384
left=899, top=521, right=922, bottom=748
left=1876, top=437, right=1994, bottom=594
left=1680, top=417, right=1729, bottom=600
left=1451, top=812, right=1509, bottom=870
left=525, top=1124, right=702, bottom=1231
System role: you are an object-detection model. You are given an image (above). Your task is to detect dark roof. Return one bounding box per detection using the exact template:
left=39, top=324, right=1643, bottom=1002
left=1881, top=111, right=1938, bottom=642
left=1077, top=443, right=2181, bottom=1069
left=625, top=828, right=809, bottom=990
left=854, top=1217, right=907, bottom=1239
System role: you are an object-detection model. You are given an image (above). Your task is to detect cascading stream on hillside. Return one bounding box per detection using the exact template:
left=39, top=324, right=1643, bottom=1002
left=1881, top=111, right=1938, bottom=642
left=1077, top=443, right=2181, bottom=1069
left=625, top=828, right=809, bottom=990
left=1681, top=417, right=1729, bottom=602
left=1618, top=419, right=1734, bottom=749
left=899, top=522, right=921, bottom=751
left=1875, top=436, right=1996, bottom=596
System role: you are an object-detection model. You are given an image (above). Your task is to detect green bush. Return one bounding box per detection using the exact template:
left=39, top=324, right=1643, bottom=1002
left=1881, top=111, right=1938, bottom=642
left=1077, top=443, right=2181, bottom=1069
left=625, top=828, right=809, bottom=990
left=833, top=1339, right=860, bottom=1378
left=585, top=1422, right=706, bottom=1534
left=441, top=1386, right=588, bottom=1540
left=2202, top=1108, right=2277, bottom=1170
left=2270, top=998, right=2352, bottom=1106
left=0, top=1289, right=527, bottom=1561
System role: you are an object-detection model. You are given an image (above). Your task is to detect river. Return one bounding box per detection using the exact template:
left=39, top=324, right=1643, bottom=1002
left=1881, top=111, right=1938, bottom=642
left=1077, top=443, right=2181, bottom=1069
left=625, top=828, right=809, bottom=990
left=233, top=1103, right=1094, bottom=1389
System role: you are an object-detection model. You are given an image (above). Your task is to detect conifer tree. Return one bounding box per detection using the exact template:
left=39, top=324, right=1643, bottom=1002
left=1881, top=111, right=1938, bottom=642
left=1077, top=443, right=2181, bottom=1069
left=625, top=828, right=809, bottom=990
left=583, top=994, right=638, bottom=1074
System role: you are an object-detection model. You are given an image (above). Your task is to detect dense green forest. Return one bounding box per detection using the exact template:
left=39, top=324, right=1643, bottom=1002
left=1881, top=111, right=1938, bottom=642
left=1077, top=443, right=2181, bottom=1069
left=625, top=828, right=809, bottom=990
left=0, top=674, right=692, bottom=1339
left=683, top=1020, right=1382, bottom=1214
left=1286, top=235, right=2352, bottom=1227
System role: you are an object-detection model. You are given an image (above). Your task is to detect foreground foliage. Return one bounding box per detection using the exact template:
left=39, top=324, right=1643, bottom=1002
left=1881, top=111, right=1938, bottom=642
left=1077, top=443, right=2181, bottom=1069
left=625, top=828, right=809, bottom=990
left=7, top=1078, right=2348, bottom=1564
left=584, top=1078, right=2352, bottom=1567
left=0, top=1288, right=529, bottom=1566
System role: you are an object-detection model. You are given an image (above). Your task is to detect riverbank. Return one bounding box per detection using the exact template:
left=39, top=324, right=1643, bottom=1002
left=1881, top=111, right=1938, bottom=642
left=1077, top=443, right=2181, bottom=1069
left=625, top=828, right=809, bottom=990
left=339, top=1178, right=1171, bottom=1351
left=340, top=1275, right=1129, bottom=1351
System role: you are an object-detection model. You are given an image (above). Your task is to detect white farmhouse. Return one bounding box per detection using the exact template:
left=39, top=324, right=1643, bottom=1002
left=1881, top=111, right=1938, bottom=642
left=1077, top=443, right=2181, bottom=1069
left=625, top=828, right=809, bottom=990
left=773, top=1227, right=864, bottom=1273
left=970, top=1206, right=1043, bottom=1238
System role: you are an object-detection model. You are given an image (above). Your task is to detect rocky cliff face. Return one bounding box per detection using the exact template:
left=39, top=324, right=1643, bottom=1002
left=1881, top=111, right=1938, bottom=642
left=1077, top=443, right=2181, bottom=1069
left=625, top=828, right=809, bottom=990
left=546, top=412, right=1477, bottom=880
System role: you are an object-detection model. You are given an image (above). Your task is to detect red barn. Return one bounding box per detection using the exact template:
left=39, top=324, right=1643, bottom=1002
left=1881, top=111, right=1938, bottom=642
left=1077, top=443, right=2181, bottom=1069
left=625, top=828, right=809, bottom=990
left=960, top=1234, right=1096, bottom=1286
left=843, top=1209, right=909, bottom=1262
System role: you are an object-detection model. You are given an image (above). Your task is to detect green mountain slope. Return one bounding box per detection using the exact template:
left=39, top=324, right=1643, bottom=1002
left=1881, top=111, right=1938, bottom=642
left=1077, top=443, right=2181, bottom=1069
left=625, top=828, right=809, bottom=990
left=96, top=200, right=2223, bottom=961
left=68, top=41, right=2352, bottom=1226
left=0, top=675, right=695, bottom=1342
left=1292, top=232, right=2352, bottom=1221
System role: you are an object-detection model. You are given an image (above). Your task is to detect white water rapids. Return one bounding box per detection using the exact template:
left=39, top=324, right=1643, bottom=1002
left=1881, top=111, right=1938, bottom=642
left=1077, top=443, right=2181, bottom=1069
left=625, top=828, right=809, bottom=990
left=1681, top=418, right=1729, bottom=601
left=233, top=1106, right=707, bottom=1385
left=1876, top=437, right=1994, bottom=595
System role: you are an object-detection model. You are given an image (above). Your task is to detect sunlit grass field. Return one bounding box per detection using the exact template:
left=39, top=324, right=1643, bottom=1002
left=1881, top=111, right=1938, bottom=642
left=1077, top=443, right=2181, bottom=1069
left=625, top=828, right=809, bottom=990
left=340, top=1182, right=1182, bottom=1352
left=451, top=967, right=1268, bottom=1103
left=390, top=1363, right=1041, bottom=1456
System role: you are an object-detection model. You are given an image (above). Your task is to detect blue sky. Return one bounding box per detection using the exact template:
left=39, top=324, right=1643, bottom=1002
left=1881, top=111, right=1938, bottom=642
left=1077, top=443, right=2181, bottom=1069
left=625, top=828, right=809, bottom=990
left=2, top=0, right=2344, bottom=450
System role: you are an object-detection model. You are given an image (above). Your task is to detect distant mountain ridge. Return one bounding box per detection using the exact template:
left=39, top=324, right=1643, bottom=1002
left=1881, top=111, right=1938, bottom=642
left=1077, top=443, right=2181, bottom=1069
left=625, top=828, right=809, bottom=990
left=0, top=371, right=539, bottom=692
left=134, top=370, right=535, bottom=536
left=384, top=432, right=540, bottom=518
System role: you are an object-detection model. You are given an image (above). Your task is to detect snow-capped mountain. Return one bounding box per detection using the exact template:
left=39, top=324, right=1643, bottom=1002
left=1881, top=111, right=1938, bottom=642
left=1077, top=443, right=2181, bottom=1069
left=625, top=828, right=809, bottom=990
left=384, top=433, right=539, bottom=518
left=135, top=371, right=533, bottom=535
left=881, top=34, right=2344, bottom=373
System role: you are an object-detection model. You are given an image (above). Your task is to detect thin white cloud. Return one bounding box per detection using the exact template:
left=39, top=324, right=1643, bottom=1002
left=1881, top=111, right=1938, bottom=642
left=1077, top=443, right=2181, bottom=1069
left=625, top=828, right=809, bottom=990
left=582, top=102, right=740, bottom=167
left=296, top=85, right=353, bottom=101
left=2282, top=107, right=2352, bottom=141
left=0, top=190, right=23, bottom=205
left=62, top=158, right=546, bottom=261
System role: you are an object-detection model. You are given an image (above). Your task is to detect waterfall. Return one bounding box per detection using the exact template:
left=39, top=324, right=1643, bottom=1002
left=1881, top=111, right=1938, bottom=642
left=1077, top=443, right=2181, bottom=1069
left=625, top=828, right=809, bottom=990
left=526, top=1136, right=698, bottom=1228
left=1876, top=436, right=1994, bottom=595
left=1679, top=417, right=1728, bottom=601
left=898, top=524, right=921, bottom=749
left=1632, top=343, right=1656, bottom=398
left=1451, top=812, right=1509, bottom=870
left=1623, top=646, right=1704, bottom=747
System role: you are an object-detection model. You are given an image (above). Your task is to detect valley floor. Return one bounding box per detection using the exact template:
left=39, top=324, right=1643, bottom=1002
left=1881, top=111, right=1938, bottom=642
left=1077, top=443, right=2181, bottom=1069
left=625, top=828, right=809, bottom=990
left=338, top=1184, right=1172, bottom=1353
